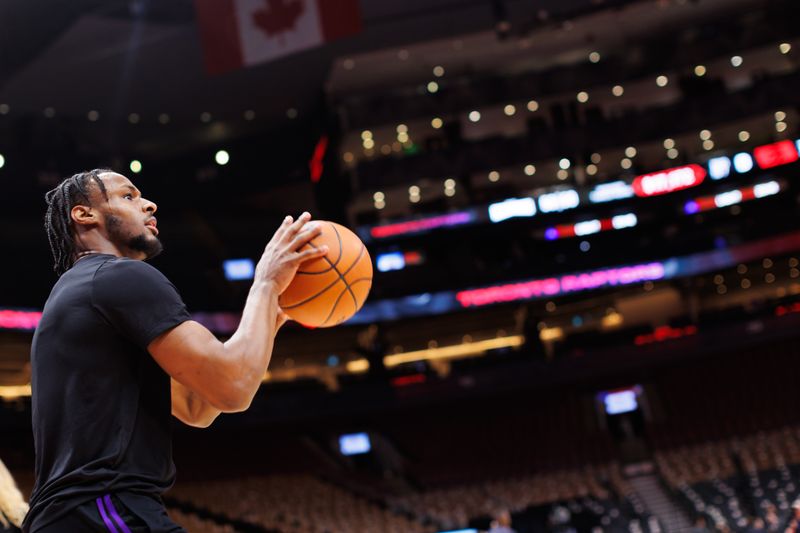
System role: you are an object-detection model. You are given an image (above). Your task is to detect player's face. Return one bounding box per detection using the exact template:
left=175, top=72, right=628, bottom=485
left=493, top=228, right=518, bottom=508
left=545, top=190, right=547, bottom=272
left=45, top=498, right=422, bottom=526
left=97, top=172, right=163, bottom=260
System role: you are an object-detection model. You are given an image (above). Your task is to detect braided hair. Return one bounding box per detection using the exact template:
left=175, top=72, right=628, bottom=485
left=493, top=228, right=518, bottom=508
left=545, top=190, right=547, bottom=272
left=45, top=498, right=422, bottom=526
left=44, top=169, right=110, bottom=276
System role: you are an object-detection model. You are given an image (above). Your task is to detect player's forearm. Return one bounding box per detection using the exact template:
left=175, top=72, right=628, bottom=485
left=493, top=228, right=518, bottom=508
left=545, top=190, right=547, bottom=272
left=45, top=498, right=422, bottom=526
left=220, top=279, right=281, bottom=410
left=172, top=378, right=221, bottom=428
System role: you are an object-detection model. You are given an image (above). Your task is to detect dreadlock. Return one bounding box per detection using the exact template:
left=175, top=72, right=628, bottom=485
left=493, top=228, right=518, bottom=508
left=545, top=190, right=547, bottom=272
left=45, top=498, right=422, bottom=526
left=44, top=169, right=111, bottom=276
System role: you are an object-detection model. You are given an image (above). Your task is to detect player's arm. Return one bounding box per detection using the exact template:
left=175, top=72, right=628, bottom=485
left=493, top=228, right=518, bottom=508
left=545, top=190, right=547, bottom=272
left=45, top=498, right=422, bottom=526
left=171, top=378, right=221, bottom=428
left=149, top=213, right=326, bottom=414
left=169, top=310, right=290, bottom=427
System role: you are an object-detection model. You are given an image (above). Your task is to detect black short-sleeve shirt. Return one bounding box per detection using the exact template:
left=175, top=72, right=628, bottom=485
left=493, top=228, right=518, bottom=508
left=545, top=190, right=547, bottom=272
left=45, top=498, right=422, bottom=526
left=23, top=254, right=191, bottom=532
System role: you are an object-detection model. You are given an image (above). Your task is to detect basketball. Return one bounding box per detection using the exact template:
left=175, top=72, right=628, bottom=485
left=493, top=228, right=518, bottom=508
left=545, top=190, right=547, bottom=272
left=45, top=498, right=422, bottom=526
left=279, top=221, right=373, bottom=328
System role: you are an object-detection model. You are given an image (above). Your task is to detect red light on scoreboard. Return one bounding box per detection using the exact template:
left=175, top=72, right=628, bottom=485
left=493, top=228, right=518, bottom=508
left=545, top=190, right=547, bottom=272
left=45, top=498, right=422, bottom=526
left=753, top=140, right=798, bottom=169
left=632, top=164, right=706, bottom=197
left=634, top=325, right=698, bottom=346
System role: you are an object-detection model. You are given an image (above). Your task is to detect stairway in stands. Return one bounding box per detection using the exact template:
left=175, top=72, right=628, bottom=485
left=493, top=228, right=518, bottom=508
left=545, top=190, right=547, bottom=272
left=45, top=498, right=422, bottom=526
left=626, top=463, right=694, bottom=532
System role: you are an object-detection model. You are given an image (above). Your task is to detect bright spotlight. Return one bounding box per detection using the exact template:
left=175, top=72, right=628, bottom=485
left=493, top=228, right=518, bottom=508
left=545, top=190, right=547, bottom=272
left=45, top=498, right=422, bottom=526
left=129, top=160, right=142, bottom=173
left=215, top=150, right=230, bottom=165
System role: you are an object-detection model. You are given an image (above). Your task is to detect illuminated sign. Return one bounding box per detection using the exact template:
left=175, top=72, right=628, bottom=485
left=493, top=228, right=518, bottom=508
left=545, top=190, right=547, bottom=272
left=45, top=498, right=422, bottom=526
left=602, top=389, right=638, bottom=415
left=0, top=309, right=42, bottom=330
left=223, top=258, right=254, bottom=281
left=538, top=189, right=580, bottom=213
left=339, top=433, right=371, bottom=455
left=376, top=250, right=425, bottom=272
left=753, top=140, right=798, bottom=169
left=545, top=213, right=637, bottom=240
left=632, top=164, right=706, bottom=197
left=707, top=156, right=732, bottom=180
left=574, top=219, right=602, bottom=236
left=456, top=262, right=665, bottom=307
left=754, top=180, right=781, bottom=198
left=588, top=181, right=635, bottom=203
left=370, top=212, right=474, bottom=239
left=684, top=180, right=783, bottom=214
left=714, top=190, right=742, bottom=208
left=612, top=213, right=638, bottom=229
left=488, top=197, right=536, bottom=222
left=634, top=325, right=697, bottom=346
left=732, top=152, right=754, bottom=173
left=376, top=252, right=405, bottom=272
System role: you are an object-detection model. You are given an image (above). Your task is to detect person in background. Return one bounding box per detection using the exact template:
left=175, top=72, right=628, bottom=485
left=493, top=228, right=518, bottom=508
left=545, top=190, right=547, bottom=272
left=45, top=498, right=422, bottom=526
left=689, top=516, right=711, bottom=533
left=748, top=516, right=767, bottom=533
left=0, top=458, right=27, bottom=532
left=488, top=509, right=516, bottom=533
left=765, top=504, right=781, bottom=532
left=783, top=500, right=800, bottom=533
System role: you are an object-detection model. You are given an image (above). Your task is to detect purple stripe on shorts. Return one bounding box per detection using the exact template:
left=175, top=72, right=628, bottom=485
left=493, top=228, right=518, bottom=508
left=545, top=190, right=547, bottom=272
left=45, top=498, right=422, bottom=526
left=96, top=497, right=120, bottom=533
left=104, top=494, right=134, bottom=533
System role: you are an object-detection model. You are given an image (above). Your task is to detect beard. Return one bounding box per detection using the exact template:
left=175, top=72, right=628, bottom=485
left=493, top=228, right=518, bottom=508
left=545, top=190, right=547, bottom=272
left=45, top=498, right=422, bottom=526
left=107, top=214, right=164, bottom=260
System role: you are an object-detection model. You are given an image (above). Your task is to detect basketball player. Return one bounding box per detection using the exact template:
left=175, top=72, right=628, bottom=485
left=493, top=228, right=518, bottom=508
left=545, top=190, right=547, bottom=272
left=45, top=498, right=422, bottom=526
left=0, top=456, right=28, bottom=532
left=23, top=169, right=327, bottom=532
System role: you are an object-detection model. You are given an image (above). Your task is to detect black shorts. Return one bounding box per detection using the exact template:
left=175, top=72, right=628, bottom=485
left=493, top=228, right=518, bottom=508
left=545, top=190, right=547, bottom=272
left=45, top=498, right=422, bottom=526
left=36, top=493, right=186, bottom=533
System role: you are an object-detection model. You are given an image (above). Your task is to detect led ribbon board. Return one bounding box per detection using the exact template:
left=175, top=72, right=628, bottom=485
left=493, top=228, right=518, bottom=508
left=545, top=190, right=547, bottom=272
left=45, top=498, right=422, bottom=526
left=369, top=211, right=475, bottom=240
left=753, top=140, right=798, bottom=169
left=456, top=262, right=666, bottom=307
left=545, top=213, right=637, bottom=240
left=684, top=180, right=783, bottom=214
left=0, top=309, right=42, bottom=330
left=632, top=164, right=706, bottom=197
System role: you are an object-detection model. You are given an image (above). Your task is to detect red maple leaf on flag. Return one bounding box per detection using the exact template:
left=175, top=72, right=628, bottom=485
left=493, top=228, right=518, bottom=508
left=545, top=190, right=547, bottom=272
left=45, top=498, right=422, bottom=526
left=252, top=0, right=306, bottom=38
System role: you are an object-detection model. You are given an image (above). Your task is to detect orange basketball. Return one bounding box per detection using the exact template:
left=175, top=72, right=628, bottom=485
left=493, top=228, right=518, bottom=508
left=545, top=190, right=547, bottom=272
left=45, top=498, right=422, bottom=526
left=279, top=221, right=373, bottom=328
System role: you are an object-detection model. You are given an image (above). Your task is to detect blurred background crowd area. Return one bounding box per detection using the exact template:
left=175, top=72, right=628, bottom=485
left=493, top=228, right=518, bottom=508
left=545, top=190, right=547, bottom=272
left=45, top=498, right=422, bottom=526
left=1, top=0, right=800, bottom=531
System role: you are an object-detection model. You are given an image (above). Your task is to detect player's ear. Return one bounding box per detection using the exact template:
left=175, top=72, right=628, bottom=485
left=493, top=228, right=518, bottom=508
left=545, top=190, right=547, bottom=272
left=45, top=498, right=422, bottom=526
left=71, top=204, right=98, bottom=227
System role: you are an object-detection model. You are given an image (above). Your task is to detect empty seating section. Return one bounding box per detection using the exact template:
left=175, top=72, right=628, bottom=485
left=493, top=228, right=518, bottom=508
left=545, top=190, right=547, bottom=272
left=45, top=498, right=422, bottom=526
left=390, top=464, right=659, bottom=533
left=170, top=475, right=432, bottom=533
left=656, top=426, right=800, bottom=531
left=167, top=509, right=237, bottom=533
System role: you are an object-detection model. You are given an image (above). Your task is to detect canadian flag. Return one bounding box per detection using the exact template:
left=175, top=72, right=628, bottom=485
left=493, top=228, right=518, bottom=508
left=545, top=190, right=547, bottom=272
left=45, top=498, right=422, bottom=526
left=195, top=0, right=362, bottom=75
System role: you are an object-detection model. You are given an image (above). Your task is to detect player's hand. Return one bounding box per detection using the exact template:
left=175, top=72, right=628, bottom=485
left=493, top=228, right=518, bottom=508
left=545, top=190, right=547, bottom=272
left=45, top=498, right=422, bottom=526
left=256, top=212, right=328, bottom=294
left=276, top=308, right=290, bottom=330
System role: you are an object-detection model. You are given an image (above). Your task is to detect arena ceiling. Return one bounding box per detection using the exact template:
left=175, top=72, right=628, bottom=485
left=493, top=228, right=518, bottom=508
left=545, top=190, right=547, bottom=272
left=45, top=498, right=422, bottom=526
left=0, top=0, right=739, bottom=141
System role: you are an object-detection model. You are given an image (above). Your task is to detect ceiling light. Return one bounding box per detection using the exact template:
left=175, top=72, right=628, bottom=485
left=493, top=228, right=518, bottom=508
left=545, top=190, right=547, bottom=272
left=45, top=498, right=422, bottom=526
left=215, top=150, right=230, bottom=165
